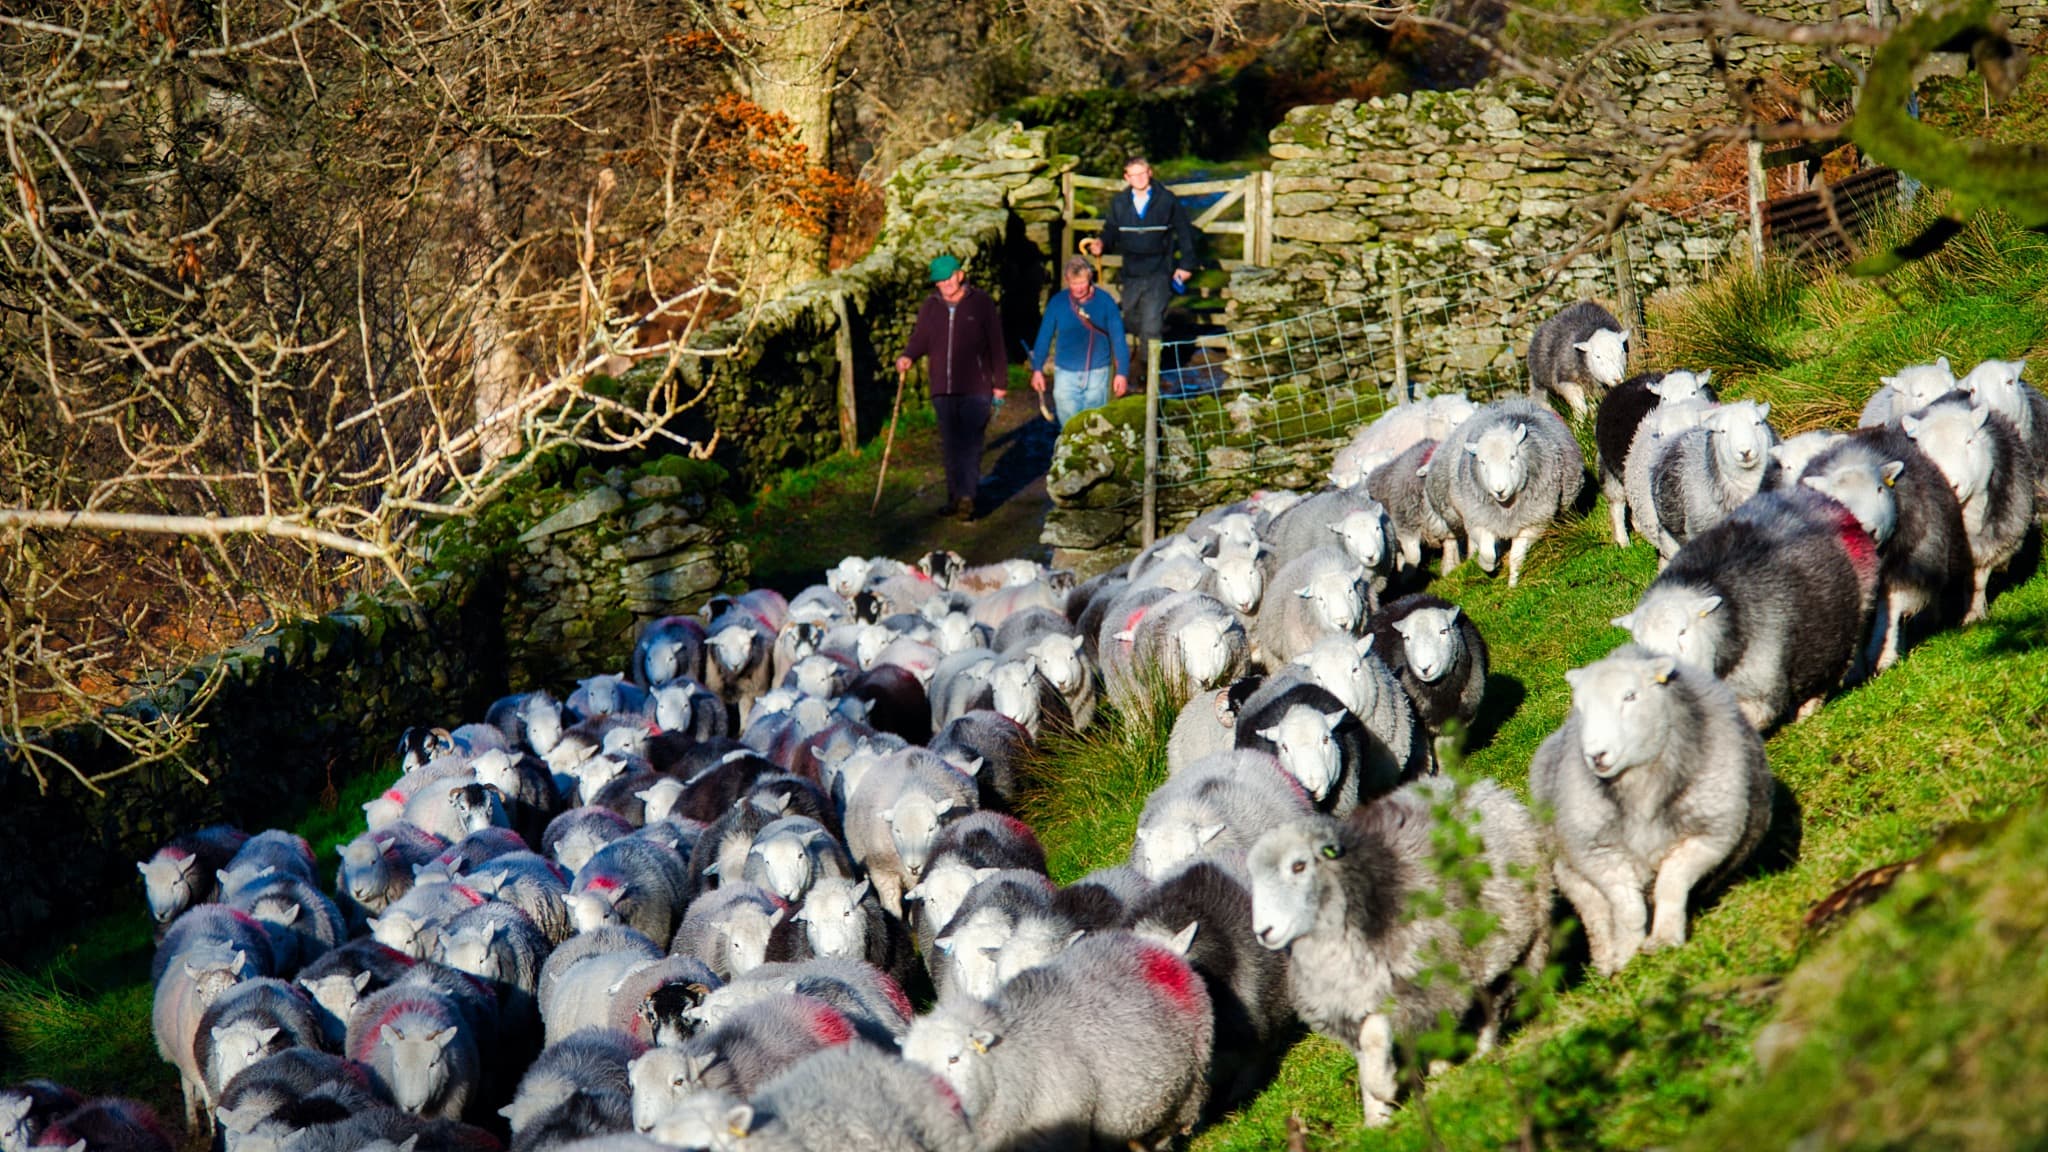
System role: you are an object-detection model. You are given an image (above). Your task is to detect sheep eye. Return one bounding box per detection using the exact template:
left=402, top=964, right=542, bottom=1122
left=947, top=1054, right=960, bottom=1065
left=1290, top=860, right=1307, bottom=874
left=1621, top=691, right=1637, bottom=703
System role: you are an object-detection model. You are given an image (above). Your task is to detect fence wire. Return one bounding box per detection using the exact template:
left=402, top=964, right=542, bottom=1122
left=1134, top=218, right=1737, bottom=501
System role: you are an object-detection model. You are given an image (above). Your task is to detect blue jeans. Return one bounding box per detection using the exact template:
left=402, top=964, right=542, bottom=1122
left=1053, top=366, right=1112, bottom=425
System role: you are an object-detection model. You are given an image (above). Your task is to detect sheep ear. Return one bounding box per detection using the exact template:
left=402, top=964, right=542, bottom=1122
left=270, top=904, right=301, bottom=926
left=1620, top=328, right=1632, bottom=347
left=958, top=756, right=984, bottom=778
left=1572, top=338, right=1593, bottom=353
left=934, top=935, right=955, bottom=955
left=1464, top=442, right=1482, bottom=457
left=852, top=878, right=871, bottom=902
left=496, top=1104, right=518, bottom=1121
left=1294, top=586, right=1314, bottom=600
left=1322, top=708, right=1347, bottom=729
left=935, top=796, right=965, bottom=816
left=1900, top=413, right=1921, bottom=436
left=1512, top=422, right=1529, bottom=445
left=1697, top=369, right=1711, bottom=385
left=1257, top=725, right=1282, bottom=744
left=136, top=861, right=150, bottom=877
left=1563, top=668, right=1586, bottom=690
left=1354, top=632, right=1375, bottom=655
left=1648, top=657, right=1677, bottom=684
left=1167, top=922, right=1199, bottom=955
left=1197, top=824, right=1225, bottom=845
left=725, top=1103, right=756, bottom=1138
left=1972, top=404, right=1991, bottom=428
left=1610, top=612, right=1634, bottom=630
left=258, top=1026, right=281, bottom=1044
left=1881, top=461, right=1905, bottom=487
left=767, top=907, right=787, bottom=929
left=352, top=970, right=374, bottom=993
left=1880, top=374, right=1898, bottom=389
left=1756, top=401, right=1770, bottom=419
left=1698, top=595, right=1723, bottom=616
left=1936, top=356, right=1951, bottom=372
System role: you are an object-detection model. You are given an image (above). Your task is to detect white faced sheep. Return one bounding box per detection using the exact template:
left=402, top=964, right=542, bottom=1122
left=1131, top=751, right=1313, bottom=881
left=669, top=884, right=799, bottom=983
left=538, top=927, right=664, bottom=1046
left=1270, top=641, right=1431, bottom=782
left=1369, top=593, right=1488, bottom=737
left=1800, top=429, right=1971, bottom=674
left=1123, top=591, right=1249, bottom=714
left=1594, top=370, right=1715, bottom=545
left=1901, top=394, right=2036, bottom=621
left=1250, top=546, right=1372, bottom=667
left=1329, top=392, right=1478, bottom=487
left=567, top=837, right=690, bottom=943
left=841, top=749, right=978, bottom=917
left=1647, top=399, right=1780, bottom=558
left=1857, top=357, right=1956, bottom=427
left=1527, top=300, right=1630, bottom=419
left=344, top=985, right=482, bottom=1122
left=1954, top=356, right=2048, bottom=510
left=1260, top=488, right=1396, bottom=589
left=499, top=1028, right=644, bottom=1150
left=1234, top=682, right=1392, bottom=816
left=1426, top=397, right=1586, bottom=586
left=986, top=657, right=1071, bottom=740
left=1623, top=391, right=1717, bottom=550
left=1365, top=439, right=1453, bottom=571
left=1765, top=429, right=1848, bottom=492
left=1532, top=647, right=1771, bottom=974
left=137, top=825, right=250, bottom=929
left=1246, top=777, right=1550, bottom=1126
left=1200, top=538, right=1269, bottom=616
left=747, top=1044, right=977, bottom=1152
left=903, top=931, right=1212, bottom=1152
left=1616, top=487, right=1877, bottom=730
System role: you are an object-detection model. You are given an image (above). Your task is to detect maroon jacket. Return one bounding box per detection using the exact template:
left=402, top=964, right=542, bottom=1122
left=902, top=285, right=1007, bottom=397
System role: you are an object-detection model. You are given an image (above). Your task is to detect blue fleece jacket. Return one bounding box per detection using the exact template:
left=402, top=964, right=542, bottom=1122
left=1030, top=289, right=1131, bottom=377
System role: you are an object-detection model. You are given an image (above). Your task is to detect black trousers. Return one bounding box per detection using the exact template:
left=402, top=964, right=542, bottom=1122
left=933, top=394, right=992, bottom=507
left=1120, top=273, right=1172, bottom=375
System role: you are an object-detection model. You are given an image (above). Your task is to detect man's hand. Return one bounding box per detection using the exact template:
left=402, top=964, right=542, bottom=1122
left=993, top=388, right=1007, bottom=401
left=1113, top=374, right=1129, bottom=397
left=1030, top=370, right=1047, bottom=393
left=894, top=356, right=912, bottom=375
left=1081, top=238, right=1102, bottom=258
left=1173, top=269, right=1193, bottom=285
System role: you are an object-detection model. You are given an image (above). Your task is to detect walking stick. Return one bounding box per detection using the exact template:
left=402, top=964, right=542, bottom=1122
left=871, top=365, right=909, bottom=516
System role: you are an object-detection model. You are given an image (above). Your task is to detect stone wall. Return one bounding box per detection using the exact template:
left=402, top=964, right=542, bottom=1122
left=0, top=455, right=746, bottom=959
left=674, top=122, right=1073, bottom=491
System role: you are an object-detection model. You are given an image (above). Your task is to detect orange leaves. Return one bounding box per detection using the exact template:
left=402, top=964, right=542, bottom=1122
left=694, top=96, right=868, bottom=241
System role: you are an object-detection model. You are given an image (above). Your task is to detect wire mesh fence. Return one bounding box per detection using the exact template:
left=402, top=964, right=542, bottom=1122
left=1132, top=216, right=1740, bottom=503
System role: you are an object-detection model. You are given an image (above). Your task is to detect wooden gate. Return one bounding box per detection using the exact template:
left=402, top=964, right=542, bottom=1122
left=1059, top=171, right=1275, bottom=281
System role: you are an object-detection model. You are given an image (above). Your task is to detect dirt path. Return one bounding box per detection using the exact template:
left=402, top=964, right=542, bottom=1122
left=742, top=396, right=1059, bottom=595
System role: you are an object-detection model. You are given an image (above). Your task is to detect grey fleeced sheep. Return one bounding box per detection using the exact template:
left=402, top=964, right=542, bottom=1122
left=1121, top=590, right=1249, bottom=714
left=1370, top=593, right=1488, bottom=736
left=1250, top=546, right=1372, bottom=667
left=345, top=984, right=483, bottom=1122
left=1857, top=358, right=1956, bottom=427
left=137, top=825, right=250, bottom=929
left=500, top=1028, right=644, bottom=1152
left=1527, top=300, right=1630, bottom=419
left=1623, top=392, right=1717, bottom=549
left=1365, top=438, right=1451, bottom=571
left=1247, top=777, right=1550, bottom=1126
left=1270, top=639, right=1431, bottom=782
left=1647, top=399, right=1779, bottom=558
left=841, top=748, right=978, bottom=917
left=740, top=816, right=856, bottom=905
left=1131, top=751, right=1314, bottom=881
left=1260, top=488, right=1396, bottom=589
left=1329, top=392, right=1478, bottom=488
left=195, top=977, right=327, bottom=1107
left=1532, top=646, right=1772, bottom=973
left=748, top=1043, right=976, bottom=1152
left=1617, top=488, right=1877, bottom=729
left=1427, top=397, right=1586, bottom=585
left=670, top=884, right=795, bottom=981
left=1955, top=356, right=2048, bottom=511
left=568, top=837, right=691, bottom=943
left=1234, top=681, right=1391, bottom=815
left=1901, top=394, right=2037, bottom=621
left=1594, top=371, right=1715, bottom=545
left=904, top=931, right=1212, bottom=1152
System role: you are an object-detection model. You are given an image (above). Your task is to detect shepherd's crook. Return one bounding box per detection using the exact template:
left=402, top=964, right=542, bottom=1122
left=872, top=365, right=909, bottom=515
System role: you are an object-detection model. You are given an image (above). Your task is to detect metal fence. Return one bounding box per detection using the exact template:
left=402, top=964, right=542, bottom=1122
left=1126, top=217, right=1740, bottom=540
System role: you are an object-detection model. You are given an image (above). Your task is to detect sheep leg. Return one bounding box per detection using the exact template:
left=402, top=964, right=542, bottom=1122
left=1356, top=1013, right=1399, bottom=1127
left=1440, top=537, right=1462, bottom=571
left=870, top=871, right=905, bottom=920
left=1967, top=567, right=1991, bottom=624
left=1597, top=874, right=1649, bottom=975
left=1470, top=529, right=1498, bottom=574
left=1506, top=533, right=1534, bottom=588
left=1605, top=481, right=1630, bottom=547
left=1794, top=696, right=1825, bottom=722
left=1553, top=859, right=1615, bottom=975
left=1737, top=695, right=1776, bottom=732
left=1645, top=836, right=1734, bottom=951
left=1870, top=595, right=1905, bottom=675
left=1399, top=535, right=1422, bottom=570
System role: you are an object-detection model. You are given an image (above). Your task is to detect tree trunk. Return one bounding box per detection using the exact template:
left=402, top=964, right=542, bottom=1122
left=455, top=142, right=526, bottom=466
left=732, top=0, right=853, bottom=291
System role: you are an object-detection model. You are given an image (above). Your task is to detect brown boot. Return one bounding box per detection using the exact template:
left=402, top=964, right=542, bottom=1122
left=954, top=497, right=977, bottom=521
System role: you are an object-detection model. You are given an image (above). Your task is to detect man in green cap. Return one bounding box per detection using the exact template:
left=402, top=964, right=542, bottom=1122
left=898, top=253, right=1008, bottom=520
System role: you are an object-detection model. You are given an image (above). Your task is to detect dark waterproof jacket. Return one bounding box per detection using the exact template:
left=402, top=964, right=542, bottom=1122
left=1098, top=184, right=1199, bottom=280
left=901, top=285, right=1008, bottom=397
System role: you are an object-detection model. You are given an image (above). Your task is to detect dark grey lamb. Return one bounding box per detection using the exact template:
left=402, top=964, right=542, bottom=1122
left=1369, top=593, right=1488, bottom=737
left=1527, top=299, right=1630, bottom=419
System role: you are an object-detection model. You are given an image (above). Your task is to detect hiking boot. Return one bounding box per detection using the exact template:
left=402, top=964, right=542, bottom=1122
left=952, top=497, right=976, bottom=521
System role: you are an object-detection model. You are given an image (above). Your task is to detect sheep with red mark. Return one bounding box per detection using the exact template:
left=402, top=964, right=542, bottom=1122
left=566, top=836, right=690, bottom=942
left=337, top=823, right=448, bottom=930
left=904, top=931, right=1212, bottom=1152
left=628, top=993, right=856, bottom=1120
left=136, top=825, right=250, bottom=929
left=345, top=985, right=482, bottom=1122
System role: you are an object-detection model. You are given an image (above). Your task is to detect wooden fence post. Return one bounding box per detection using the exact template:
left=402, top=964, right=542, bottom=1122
left=1747, top=140, right=1767, bottom=270
left=1610, top=230, right=1640, bottom=334
left=1142, top=341, right=1162, bottom=548
left=1389, top=264, right=1412, bottom=403
left=831, top=292, right=858, bottom=455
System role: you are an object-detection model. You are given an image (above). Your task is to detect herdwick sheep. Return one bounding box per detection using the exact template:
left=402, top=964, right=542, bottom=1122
left=1247, top=777, right=1549, bottom=1126
left=903, top=931, right=1213, bottom=1152
left=1250, top=547, right=1372, bottom=667
left=1954, top=356, right=2048, bottom=511
left=1131, top=751, right=1314, bottom=881
left=499, top=1028, right=644, bottom=1149
left=669, top=885, right=796, bottom=982
left=1765, top=430, right=1848, bottom=492
left=1427, top=397, right=1586, bottom=586
left=1594, top=371, right=1715, bottom=545
left=1329, top=392, right=1479, bottom=487
left=1527, top=300, right=1630, bottom=420
left=1369, top=593, right=1488, bottom=737
left=1165, top=677, right=1266, bottom=774
left=842, top=749, right=978, bottom=917
left=1616, top=488, right=1877, bottom=730
left=1200, top=539, right=1269, bottom=616
left=1901, top=394, right=2037, bottom=621
left=1234, top=680, right=1391, bottom=815
left=1623, top=392, right=1718, bottom=550
left=748, top=1044, right=977, bottom=1152
left=1801, top=429, right=1971, bottom=674
left=138, top=825, right=250, bottom=929
left=1648, top=400, right=1780, bottom=559
left=1366, top=439, right=1452, bottom=571
left=1857, top=357, right=1956, bottom=427
left=1123, top=591, right=1250, bottom=714
left=1274, top=637, right=1430, bottom=782
left=1261, top=488, right=1396, bottom=587
left=1531, top=646, right=1771, bottom=974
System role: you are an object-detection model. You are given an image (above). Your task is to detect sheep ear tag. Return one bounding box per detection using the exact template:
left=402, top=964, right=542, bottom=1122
left=1319, top=843, right=1342, bottom=860
left=1882, top=462, right=1904, bottom=487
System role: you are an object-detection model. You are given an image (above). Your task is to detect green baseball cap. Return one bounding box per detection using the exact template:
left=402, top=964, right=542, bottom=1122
left=929, top=254, right=962, bottom=282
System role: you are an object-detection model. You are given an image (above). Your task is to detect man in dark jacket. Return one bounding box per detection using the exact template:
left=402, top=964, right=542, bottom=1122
left=897, top=254, right=1008, bottom=520
left=1081, top=155, right=1197, bottom=374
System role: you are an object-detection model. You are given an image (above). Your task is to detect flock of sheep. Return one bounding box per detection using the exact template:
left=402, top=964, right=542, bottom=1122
left=4, top=299, right=2042, bottom=1152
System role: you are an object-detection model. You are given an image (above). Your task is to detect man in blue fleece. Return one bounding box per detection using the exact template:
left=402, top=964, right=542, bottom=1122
left=1029, top=256, right=1130, bottom=424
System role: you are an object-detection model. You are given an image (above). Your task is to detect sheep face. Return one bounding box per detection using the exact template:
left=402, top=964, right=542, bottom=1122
left=717, top=902, right=784, bottom=977
left=1649, top=369, right=1712, bottom=401
left=1802, top=458, right=1903, bottom=545
left=934, top=613, right=982, bottom=654
left=579, top=675, right=628, bottom=717
left=1290, top=635, right=1375, bottom=716
left=787, top=654, right=842, bottom=698
left=1466, top=422, right=1532, bottom=506
left=1572, top=328, right=1631, bottom=385
left=1957, top=358, right=2029, bottom=425
left=903, top=1012, right=999, bottom=1119
left=1901, top=403, right=1994, bottom=505
left=0, top=1095, right=38, bottom=1152
left=794, top=878, right=872, bottom=958
left=381, top=1023, right=457, bottom=1113
left=1615, top=588, right=1726, bottom=677
left=649, top=1095, right=754, bottom=1151
left=1296, top=567, right=1368, bottom=634
left=1707, top=401, right=1775, bottom=474
left=907, top=862, right=992, bottom=941
left=438, top=923, right=508, bottom=982
left=709, top=626, right=757, bottom=675
left=139, top=854, right=202, bottom=923
left=1027, top=634, right=1087, bottom=695
left=301, top=972, right=370, bottom=1027
left=1178, top=615, right=1239, bottom=688
left=1132, top=811, right=1222, bottom=880
left=827, top=557, right=871, bottom=600
left=1395, top=605, right=1460, bottom=680
left=746, top=834, right=816, bottom=903
left=1563, top=653, right=1680, bottom=778
left=1771, top=431, right=1845, bottom=486
left=1882, top=358, right=1955, bottom=410
left=883, top=791, right=963, bottom=879
left=989, top=662, right=1044, bottom=731
left=554, top=829, right=611, bottom=875
left=628, top=1048, right=697, bottom=1133
left=1247, top=822, right=1339, bottom=950
left=543, top=731, right=599, bottom=785
left=208, top=1022, right=282, bottom=1095
left=1259, top=705, right=1346, bottom=801
left=637, top=777, right=687, bottom=824
left=521, top=692, right=565, bottom=755
left=565, top=890, right=622, bottom=935
left=1330, top=508, right=1390, bottom=570
left=1203, top=546, right=1265, bottom=615
left=994, top=919, right=1081, bottom=986
left=938, top=910, right=1012, bottom=1002
left=1208, top=513, right=1261, bottom=551
left=370, top=911, right=429, bottom=958
left=339, top=840, right=391, bottom=904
